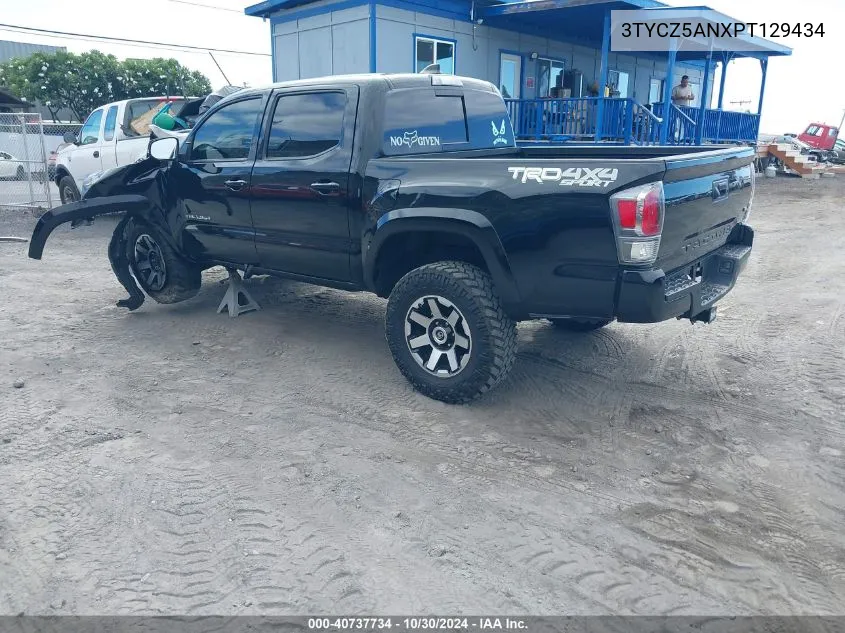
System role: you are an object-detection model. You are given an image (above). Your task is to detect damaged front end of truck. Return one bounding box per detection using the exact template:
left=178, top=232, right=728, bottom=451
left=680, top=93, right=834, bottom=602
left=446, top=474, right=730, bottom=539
left=28, top=154, right=181, bottom=311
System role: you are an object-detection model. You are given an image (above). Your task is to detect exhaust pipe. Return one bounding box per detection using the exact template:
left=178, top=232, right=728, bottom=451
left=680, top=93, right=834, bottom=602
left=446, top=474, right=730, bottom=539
left=690, top=307, right=717, bottom=324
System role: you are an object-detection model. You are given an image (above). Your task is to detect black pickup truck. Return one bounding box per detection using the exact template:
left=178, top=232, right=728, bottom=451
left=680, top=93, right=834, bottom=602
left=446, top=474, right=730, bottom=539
left=30, top=72, right=756, bottom=403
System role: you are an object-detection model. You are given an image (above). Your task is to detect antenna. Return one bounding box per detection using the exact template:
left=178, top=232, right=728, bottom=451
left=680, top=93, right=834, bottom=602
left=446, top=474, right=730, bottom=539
left=209, top=51, right=231, bottom=85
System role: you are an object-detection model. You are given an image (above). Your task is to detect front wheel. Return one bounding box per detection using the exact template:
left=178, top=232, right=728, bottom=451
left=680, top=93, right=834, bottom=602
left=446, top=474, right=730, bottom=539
left=125, top=219, right=202, bottom=304
left=385, top=261, right=517, bottom=404
left=58, top=176, right=80, bottom=204
left=15, top=166, right=25, bottom=181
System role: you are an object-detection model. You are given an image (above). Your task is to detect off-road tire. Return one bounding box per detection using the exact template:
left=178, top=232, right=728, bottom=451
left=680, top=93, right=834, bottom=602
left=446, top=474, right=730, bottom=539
left=58, top=176, right=80, bottom=204
left=125, top=219, right=201, bottom=304
left=386, top=261, right=517, bottom=404
left=549, top=317, right=612, bottom=332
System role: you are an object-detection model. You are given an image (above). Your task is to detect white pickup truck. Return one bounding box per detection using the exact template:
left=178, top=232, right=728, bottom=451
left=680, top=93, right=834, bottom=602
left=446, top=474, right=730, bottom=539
left=55, top=97, right=186, bottom=203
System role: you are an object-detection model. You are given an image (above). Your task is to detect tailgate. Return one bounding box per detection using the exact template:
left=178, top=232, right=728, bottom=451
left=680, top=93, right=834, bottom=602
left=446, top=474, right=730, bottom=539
left=657, top=148, right=755, bottom=272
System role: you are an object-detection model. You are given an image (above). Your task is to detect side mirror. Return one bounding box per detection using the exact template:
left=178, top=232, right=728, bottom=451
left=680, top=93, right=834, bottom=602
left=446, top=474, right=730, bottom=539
left=63, top=131, right=78, bottom=144
left=150, top=137, right=179, bottom=161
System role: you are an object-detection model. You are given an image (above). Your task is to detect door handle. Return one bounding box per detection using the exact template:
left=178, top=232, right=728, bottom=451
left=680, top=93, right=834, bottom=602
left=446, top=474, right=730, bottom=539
left=310, top=181, right=340, bottom=195
left=225, top=179, right=248, bottom=191
left=93, top=151, right=100, bottom=158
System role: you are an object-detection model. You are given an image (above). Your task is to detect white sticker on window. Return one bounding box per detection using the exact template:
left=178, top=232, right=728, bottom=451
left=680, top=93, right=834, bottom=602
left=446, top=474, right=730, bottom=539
left=389, top=131, right=441, bottom=149
left=492, top=119, right=508, bottom=145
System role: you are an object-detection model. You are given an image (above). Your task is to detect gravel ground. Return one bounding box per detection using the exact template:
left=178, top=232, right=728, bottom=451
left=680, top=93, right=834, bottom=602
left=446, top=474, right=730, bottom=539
left=0, top=176, right=843, bottom=616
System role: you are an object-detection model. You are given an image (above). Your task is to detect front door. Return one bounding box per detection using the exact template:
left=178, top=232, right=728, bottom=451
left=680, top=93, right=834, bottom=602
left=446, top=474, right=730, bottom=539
left=249, top=86, right=357, bottom=281
left=176, top=94, right=266, bottom=264
left=499, top=53, right=522, bottom=100
left=70, top=107, right=105, bottom=188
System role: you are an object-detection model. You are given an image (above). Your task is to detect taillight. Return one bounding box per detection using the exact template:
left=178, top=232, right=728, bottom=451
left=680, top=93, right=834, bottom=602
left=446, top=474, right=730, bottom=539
left=743, top=165, right=755, bottom=223
left=610, top=182, right=664, bottom=265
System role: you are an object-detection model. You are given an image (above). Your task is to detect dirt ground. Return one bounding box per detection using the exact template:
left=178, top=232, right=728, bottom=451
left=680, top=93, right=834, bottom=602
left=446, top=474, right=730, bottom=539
left=0, top=176, right=843, bottom=616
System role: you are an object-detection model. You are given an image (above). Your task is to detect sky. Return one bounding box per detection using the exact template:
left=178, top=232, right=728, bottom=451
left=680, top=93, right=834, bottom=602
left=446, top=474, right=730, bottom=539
left=1, top=0, right=843, bottom=135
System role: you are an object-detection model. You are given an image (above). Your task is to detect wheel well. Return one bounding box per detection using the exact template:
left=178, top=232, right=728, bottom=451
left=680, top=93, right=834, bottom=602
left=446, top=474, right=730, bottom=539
left=373, top=230, right=489, bottom=297
left=55, top=166, right=72, bottom=186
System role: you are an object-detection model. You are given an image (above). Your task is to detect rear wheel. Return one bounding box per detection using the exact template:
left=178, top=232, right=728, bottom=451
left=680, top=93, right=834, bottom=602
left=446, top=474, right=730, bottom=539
left=386, top=261, right=517, bottom=404
left=59, top=176, right=80, bottom=204
left=125, top=220, right=201, bottom=304
left=548, top=317, right=612, bottom=332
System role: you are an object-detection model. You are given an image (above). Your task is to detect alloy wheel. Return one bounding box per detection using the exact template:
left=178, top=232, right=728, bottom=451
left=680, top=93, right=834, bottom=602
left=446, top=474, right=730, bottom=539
left=134, top=234, right=167, bottom=291
left=404, top=295, right=472, bottom=377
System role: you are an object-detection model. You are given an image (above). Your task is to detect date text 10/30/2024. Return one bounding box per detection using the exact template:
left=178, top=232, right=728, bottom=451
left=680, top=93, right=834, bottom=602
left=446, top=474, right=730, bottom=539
left=308, top=618, right=528, bottom=631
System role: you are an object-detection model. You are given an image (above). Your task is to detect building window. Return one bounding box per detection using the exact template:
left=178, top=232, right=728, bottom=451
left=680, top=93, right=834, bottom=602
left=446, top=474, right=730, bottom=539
left=607, top=70, right=629, bottom=98
left=537, top=58, right=564, bottom=98
left=415, top=36, right=455, bottom=74
left=648, top=78, right=664, bottom=105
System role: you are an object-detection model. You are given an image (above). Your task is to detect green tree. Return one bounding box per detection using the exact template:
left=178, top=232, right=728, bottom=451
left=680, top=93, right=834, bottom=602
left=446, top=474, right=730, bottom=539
left=0, top=51, right=212, bottom=122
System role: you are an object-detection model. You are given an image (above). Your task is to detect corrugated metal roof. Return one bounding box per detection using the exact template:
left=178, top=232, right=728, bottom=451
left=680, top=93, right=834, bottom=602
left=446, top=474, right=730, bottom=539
left=0, top=40, right=66, bottom=64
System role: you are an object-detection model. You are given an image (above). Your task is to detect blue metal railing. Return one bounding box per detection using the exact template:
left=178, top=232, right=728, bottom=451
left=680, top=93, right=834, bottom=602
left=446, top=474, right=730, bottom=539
left=505, top=97, right=632, bottom=144
left=506, top=97, right=760, bottom=145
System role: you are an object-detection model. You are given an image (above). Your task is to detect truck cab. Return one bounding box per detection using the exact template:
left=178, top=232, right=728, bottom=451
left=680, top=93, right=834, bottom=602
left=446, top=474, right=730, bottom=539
left=797, top=122, right=839, bottom=151
left=55, top=97, right=185, bottom=203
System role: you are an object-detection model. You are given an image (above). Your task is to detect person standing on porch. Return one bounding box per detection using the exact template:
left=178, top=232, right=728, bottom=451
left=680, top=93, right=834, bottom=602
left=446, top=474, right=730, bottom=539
left=672, top=75, right=695, bottom=106
left=671, top=75, right=695, bottom=142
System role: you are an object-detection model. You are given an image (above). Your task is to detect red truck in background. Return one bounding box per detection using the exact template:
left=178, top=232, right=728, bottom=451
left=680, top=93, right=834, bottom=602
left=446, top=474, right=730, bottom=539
left=798, top=122, right=839, bottom=151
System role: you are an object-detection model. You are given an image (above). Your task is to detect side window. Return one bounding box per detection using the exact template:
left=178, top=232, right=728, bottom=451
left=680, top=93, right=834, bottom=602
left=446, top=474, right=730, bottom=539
left=267, top=92, right=346, bottom=159
left=383, top=90, right=467, bottom=155
left=829, top=128, right=838, bottom=137
left=190, top=98, right=263, bottom=161
left=80, top=109, right=104, bottom=146
left=103, top=105, right=118, bottom=142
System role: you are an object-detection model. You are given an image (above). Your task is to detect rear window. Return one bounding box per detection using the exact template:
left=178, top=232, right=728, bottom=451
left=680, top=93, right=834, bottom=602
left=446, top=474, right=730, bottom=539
left=382, top=88, right=514, bottom=155
left=125, top=98, right=184, bottom=137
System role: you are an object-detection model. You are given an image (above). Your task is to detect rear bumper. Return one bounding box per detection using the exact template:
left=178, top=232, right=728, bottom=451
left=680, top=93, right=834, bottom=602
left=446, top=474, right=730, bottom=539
left=615, top=224, right=754, bottom=323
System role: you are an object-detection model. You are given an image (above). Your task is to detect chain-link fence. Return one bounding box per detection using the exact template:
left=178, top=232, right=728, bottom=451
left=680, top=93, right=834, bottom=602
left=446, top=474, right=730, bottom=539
left=0, top=113, right=82, bottom=211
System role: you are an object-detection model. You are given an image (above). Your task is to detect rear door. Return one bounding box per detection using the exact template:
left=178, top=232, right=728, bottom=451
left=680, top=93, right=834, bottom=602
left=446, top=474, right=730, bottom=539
left=175, top=94, right=267, bottom=264
left=658, top=148, right=755, bottom=272
left=249, top=86, right=358, bottom=280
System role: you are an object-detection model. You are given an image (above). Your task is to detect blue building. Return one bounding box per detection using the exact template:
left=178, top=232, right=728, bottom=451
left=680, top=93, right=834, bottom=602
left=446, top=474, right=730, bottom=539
left=244, top=0, right=790, bottom=145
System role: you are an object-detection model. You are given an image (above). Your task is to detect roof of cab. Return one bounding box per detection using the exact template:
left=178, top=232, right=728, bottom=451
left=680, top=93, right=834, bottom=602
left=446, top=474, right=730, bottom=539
left=232, top=73, right=498, bottom=98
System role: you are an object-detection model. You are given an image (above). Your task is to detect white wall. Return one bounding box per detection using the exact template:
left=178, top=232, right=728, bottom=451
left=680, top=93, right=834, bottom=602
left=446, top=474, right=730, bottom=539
left=374, top=5, right=713, bottom=104
left=272, top=4, right=370, bottom=81
left=270, top=2, right=715, bottom=105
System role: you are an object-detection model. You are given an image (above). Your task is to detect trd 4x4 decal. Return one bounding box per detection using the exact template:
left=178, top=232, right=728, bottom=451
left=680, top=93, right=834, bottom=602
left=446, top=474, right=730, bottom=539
left=507, top=166, right=619, bottom=188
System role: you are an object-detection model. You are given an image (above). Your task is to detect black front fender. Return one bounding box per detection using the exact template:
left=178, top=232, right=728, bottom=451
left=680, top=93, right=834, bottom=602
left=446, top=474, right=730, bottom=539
left=28, top=194, right=150, bottom=260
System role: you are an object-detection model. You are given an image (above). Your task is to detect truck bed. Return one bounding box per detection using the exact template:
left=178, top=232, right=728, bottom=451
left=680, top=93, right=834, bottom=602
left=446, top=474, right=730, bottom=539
left=368, top=144, right=755, bottom=320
